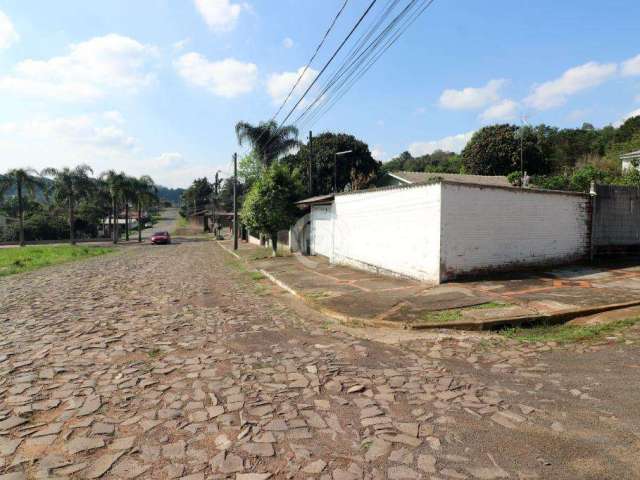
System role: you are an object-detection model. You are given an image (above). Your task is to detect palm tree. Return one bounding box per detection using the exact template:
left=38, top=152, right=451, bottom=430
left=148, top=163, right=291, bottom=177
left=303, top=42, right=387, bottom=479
left=120, top=176, right=138, bottom=242
left=100, top=170, right=127, bottom=243
left=41, top=165, right=94, bottom=245
left=0, top=168, right=45, bottom=246
left=235, top=120, right=300, bottom=167
left=132, top=175, right=158, bottom=243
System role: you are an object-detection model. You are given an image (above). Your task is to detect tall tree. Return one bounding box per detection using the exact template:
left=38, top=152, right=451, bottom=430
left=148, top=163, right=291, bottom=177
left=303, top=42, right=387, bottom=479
left=132, top=175, right=158, bottom=243
left=100, top=170, right=127, bottom=243
left=240, top=163, right=303, bottom=256
left=235, top=120, right=300, bottom=166
left=0, top=168, right=45, bottom=246
left=41, top=165, right=94, bottom=245
left=285, top=132, right=380, bottom=195
left=462, top=124, right=551, bottom=176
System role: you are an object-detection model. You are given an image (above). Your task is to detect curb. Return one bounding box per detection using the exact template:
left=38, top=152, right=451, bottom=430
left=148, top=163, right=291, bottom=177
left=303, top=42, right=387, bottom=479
left=409, top=299, right=640, bottom=331
left=215, top=241, right=640, bottom=331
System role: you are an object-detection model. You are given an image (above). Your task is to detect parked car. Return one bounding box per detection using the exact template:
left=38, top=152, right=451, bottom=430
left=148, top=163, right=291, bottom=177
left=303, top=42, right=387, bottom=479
left=150, top=231, right=171, bottom=245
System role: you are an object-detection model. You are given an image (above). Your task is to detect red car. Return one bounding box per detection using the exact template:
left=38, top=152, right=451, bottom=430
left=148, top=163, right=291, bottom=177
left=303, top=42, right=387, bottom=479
left=150, top=231, right=171, bottom=245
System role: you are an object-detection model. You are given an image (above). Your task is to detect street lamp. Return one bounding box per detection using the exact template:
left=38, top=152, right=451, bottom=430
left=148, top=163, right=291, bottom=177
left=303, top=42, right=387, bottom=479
left=334, top=150, right=353, bottom=193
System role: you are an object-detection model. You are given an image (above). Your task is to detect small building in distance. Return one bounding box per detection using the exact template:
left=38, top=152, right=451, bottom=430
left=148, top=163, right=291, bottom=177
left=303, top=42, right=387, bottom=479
left=621, top=150, right=640, bottom=171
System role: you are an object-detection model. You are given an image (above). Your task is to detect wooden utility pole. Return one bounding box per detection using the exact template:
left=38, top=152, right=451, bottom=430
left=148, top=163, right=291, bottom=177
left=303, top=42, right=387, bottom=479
left=233, top=153, right=238, bottom=250
left=308, top=130, right=313, bottom=195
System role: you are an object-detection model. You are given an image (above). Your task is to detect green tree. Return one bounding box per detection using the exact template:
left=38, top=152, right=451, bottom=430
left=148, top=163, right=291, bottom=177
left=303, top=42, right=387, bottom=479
left=240, top=163, right=303, bottom=256
left=42, top=165, right=95, bottom=245
left=100, top=170, right=127, bottom=243
left=235, top=120, right=300, bottom=167
left=285, top=132, right=380, bottom=195
left=462, top=124, right=551, bottom=176
left=0, top=168, right=46, bottom=246
left=131, top=175, right=157, bottom=243
left=179, top=177, right=213, bottom=218
left=238, top=152, right=263, bottom=187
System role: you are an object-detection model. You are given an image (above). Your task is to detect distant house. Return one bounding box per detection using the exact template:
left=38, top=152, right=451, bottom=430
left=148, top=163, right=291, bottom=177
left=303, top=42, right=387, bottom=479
left=380, top=171, right=511, bottom=188
left=621, top=150, right=640, bottom=171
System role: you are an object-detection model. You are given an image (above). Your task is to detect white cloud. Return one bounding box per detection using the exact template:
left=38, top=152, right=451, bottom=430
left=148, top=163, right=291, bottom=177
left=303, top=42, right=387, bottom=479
left=622, top=54, right=640, bottom=77
left=175, top=52, right=257, bottom=97
left=0, top=34, right=157, bottom=101
left=371, top=145, right=387, bottom=161
left=0, top=113, right=201, bottom=188
left=156, top=152, right=186, bottom=168
left=0, top=10, right=19, bottom=49
left=525, top=61, right=617, bottom=110
left=409, top=131, right=474, bottom=156
left=615, top=108, right=640, bottom=127
left=282, top=37, right=294, bottom=49
left=266, top=66, right=317, bottom=105
left=173, top=38, right=191, bottom=51
left=103, top=110, right=125, bottom=124
left=194, top=0, right=246, bottom=32
left=439, top=79, right=506, bottom=110
left=479, top=99, right=519, bottom=122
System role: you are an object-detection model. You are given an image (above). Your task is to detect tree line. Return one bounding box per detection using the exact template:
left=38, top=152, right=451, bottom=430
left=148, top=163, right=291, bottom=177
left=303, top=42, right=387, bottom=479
left=387, top=116, right=640, bottom=192
left=0, top=167, right=158, bottom=245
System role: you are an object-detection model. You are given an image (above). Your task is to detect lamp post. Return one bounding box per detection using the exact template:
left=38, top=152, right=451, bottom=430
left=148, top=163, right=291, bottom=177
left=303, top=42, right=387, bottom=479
left=334, top=150, right=353, bottom=193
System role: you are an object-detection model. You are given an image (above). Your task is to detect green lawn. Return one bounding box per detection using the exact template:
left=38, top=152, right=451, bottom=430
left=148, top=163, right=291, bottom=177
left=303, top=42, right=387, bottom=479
left=500, top=317, right=640, bottom=343
left=0, top=245, right=113, bottom=277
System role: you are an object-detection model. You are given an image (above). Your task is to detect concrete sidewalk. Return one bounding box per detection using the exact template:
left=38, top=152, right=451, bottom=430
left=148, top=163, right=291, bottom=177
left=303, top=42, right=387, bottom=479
left=219, top=239, right=640, bottom=329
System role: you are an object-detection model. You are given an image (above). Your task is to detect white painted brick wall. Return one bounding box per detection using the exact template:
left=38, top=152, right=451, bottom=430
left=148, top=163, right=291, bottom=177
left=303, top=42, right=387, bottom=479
left=310, top=204, right=334, bottom=258
left=311, top=184, right=442, bottom=283
left=440, top=183, right=590, bottom=280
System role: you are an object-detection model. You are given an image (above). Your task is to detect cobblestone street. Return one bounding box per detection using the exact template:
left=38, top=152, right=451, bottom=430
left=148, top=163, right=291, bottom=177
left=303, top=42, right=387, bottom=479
left=1, top=238, right=639, bottom=479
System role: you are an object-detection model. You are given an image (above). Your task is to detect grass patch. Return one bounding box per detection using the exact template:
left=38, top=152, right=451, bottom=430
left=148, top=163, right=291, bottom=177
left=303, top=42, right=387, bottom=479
left=0, top=245, right=113, bottom=277
left=246, top=247, right=291, bottom=261
left=421, top=301, right=511, bottom=323
left=500, top=317, right=640, bottom=343
left=250, top=271, right=265, bottom=281
left=148, top=348, right=162, bottom=358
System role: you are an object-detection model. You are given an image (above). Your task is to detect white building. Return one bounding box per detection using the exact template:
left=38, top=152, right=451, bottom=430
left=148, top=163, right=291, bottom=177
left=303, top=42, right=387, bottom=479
left=303, top=177, right=591, bottom=284
left=621, top=150, right=640, bottom=171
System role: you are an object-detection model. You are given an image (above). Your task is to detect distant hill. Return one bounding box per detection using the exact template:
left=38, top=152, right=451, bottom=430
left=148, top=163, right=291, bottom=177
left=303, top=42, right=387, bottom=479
left=156, top=185, right=185, bottom=205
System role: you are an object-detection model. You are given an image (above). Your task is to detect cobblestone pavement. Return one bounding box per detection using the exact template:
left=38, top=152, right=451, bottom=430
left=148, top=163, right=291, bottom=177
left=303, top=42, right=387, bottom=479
left=1, top=239, right=639, bottom=480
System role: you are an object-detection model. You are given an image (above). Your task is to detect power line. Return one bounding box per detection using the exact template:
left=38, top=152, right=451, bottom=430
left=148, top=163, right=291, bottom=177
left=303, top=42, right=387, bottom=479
left=271, top=0, right=351, bottom=122
left=277, top=0, right=379, bottom=128
left=235, top=0, right=353, bottom=162
left=296, top=0, right=435, bottom=130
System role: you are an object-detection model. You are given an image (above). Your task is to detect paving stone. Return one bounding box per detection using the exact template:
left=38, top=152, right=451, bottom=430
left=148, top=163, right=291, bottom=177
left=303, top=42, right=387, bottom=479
left=241, top=442, right=275, bottom=457
left=388, top=466, right=419, bottom=480
left=364, top=438, right=391, bottom=461
left=236, top=475, right=272, bottom=480
left=85, top=451, right=125, bottom=479
left=65, top=437, right=105, bottom=454
left=303, top=459, right=327, bottom=474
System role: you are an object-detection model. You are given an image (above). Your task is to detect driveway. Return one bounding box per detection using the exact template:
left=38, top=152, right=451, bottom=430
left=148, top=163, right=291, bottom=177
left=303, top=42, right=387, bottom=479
left=0, top=239, right=639, bottom=479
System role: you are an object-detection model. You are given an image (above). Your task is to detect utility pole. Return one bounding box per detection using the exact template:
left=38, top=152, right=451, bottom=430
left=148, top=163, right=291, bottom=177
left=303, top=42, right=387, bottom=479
left=233, top=152, right=238, bottom=250
left=213, top=171, right=219, bottom=238
left=308, top=130, right=313, bottom=196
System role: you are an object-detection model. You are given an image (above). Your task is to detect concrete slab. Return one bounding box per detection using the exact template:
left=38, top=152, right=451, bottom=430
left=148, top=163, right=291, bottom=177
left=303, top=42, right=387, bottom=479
left=220, top=239, right=640, bottom=330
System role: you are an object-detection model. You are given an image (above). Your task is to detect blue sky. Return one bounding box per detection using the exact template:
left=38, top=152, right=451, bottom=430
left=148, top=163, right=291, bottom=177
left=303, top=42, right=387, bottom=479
left=1, top=0, right=639, bottom=187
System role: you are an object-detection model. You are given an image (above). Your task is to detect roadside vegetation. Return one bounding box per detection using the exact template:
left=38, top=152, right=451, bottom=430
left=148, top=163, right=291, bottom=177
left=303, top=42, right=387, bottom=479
left=500, top=318, right=640, bottom=343
left=421, top=301, right=510, bottom=323
left=386, top=116, right=640, bottom=192
left=1, top=167, right=162, bottom=245
left=0, top=245, right=113, bottom=276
